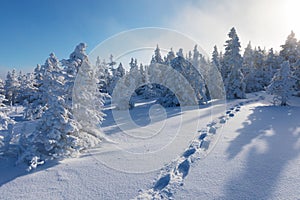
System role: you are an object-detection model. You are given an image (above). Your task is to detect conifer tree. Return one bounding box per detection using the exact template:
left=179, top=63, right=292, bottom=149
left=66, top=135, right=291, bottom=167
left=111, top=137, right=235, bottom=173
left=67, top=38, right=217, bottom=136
left=267, top=61, right=295, bottom=106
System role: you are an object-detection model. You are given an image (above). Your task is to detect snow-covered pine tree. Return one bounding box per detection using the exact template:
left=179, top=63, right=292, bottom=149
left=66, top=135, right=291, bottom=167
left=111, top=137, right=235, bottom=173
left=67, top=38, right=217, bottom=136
left=0, top=93, right=15, bottom=155
left=0, top=94, right=13, bottom=131
left=18, top=89, right=82, bottom=170
left=112, top=71, right=136, bottom=110
left=208, top=47, right=225, bottom=99
left=222, top=28, right=242, bottom=80
left=73, top=60, right=107, bottom=142
left=212, top=45, right=221, bottom=73
left=293, top=59, right=300, bottom=95
left=107, top=63, right=125, bottom=95
left=17, top=73, right=37, bottom=105
left=129, top=58, right=144, bottom=96
left=4, top=69, right=20, bottom=106
left=279, top=31, right=300, bottom=94
left=0, top=78, right=5, bottom=96
left=61, top=43, right=89, bottom=109
left=242, top=42, right=262, bottom=93
left=148, top=47, right=168, bottom=98
left=280, top=31, right=299, bottom=64
left=62, top=43, right=88, bottom=75
left=24, top=53, right=61, bottom=120
left=267, top=61, right=295, bottom=106
left=253, top=47, right=267, bottom=89
left=157, top=48, right=208, bottom=107
left=151, top=45, right=164, bottom=64
left=242, top=42, right=254, bottom=78
left=108, top=54, right=117, bottom=70
left=264, top=48, right=281, bottom=87
left=19, top=43, right=107, bottom=169
left=165, top=48, right=175, bottom=64
left=223, top=27, right=246, bottom=99
left=192, top=45, right=200, bottom=69
left=295, top=40, right=300, bottom=93
left=176, top=48, right=184, bottom=58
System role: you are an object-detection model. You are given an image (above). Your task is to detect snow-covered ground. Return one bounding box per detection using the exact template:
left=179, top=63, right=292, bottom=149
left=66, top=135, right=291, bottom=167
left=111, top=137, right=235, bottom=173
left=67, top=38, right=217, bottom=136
left=0, top=92, right=299, bottom=199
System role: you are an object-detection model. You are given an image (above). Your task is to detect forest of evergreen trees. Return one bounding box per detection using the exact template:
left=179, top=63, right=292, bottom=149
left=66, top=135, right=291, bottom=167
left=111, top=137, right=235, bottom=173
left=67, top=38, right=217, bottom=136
left=1, top=27, right=299, bottom=169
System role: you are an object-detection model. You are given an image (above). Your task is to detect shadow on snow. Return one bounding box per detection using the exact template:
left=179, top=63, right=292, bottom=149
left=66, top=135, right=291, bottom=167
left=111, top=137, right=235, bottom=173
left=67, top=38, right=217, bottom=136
left=224, top=106, right=300, bottom=199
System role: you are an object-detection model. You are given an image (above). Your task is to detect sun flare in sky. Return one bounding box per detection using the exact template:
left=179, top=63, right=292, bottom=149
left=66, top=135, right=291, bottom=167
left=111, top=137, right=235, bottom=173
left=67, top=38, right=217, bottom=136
left=283, top=0, right=300, bottom=35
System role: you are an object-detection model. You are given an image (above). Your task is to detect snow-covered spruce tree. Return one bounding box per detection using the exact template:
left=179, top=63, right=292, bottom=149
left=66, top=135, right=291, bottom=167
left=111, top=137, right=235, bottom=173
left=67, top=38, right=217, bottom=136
left=242, top=42, right=262, bottom=93
left=0, top=78, right=5, bottom=96
left=116, top=58, right=146, bottom=108
left=192, top=45, right=201, bottom=69
left=4, top=69, right=20, bottom=106
left=95, top=57, right=113, bottom=95
left=18, top=94, right=82, bottom=169
left=280, top=31, right=299, bottom=64
left=129, top=58, right=144, bottom=96
left=73, top=60, right=107, bottom=142
left=157, top=48, right=208, bottom=107
left=0, top=94, right=13, bottom=131
left=293, top=59, right=300, bottom=95
left=62, top=43, right=87, bottom=75
left=212, top=45, right=221, bottom=73
left=242, top=42, right=254, bottom=78
left=17, top=73, right=37, bottom=105
left=165, top=48, right=175, bottom=64
left=19, top=43, right=106, bottom=169
left=0, top=94, right=15, bottom=154
left=295, top=40, right=300, bottom=93
left=264, top=48, right=281, bottom=85
left=112, top=70, right=136, bottom=110
left=151, top=45, right=164, bottom=64
left=267, top=61, right=295, bottom=106
left=208, top=47, right=225, bottom=99
left=253, top=47, right=267, bottom=89
left=279, top=31, right=300, bottom=95
left=24, top=53, right=61, bottom=120
left=223, top=28, right=246, bottom=99
left=107, top=62, right=125, bottom=95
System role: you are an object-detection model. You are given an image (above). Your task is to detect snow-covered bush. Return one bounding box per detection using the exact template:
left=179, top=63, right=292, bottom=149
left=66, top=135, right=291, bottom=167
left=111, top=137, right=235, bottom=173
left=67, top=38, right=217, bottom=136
left=267, top=61, right=295, bottom=106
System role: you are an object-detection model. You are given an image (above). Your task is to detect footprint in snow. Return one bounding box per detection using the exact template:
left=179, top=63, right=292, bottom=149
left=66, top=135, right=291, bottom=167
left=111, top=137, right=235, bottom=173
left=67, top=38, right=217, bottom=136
left=208, top=126, right=217, bottom=134
left=198, top=133, right=207, bottom=140
left=183, top=148, right=196, bottom=158
left=229, top=113, right=234, bottom=117
left=220, top=118, right=226, bottom=124
left=200, top=140, right=210, bottom=150
left=154, top=174, right=171, bottom=191
left=178, top=159, right=190, bottom=178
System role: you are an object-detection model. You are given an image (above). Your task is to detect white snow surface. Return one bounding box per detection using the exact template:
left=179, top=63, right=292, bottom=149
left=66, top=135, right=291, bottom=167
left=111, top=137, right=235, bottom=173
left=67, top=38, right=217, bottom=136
left=0, top=92, right=300, bottom=199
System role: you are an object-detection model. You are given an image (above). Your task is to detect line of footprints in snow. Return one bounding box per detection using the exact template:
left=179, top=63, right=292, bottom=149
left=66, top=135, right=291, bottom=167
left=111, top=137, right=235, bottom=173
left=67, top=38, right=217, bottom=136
left=134, top=96, right=264, bottom=200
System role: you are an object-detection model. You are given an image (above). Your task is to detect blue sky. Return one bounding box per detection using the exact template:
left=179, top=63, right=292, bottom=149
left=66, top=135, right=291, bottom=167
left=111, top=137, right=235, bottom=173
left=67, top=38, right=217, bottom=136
left=1, top=0, right=299, bottom=77
left=0, top=0, right=180, bottom=74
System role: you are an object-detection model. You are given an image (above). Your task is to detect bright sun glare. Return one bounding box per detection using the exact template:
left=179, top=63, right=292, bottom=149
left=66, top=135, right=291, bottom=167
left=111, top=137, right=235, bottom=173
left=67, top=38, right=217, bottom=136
left=284, top=0, right=300, bottom=35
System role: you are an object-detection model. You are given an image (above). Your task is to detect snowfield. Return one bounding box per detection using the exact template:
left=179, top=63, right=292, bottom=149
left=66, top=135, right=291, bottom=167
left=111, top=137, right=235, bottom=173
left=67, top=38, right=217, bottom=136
left=0, top=92, right=299, bottom=200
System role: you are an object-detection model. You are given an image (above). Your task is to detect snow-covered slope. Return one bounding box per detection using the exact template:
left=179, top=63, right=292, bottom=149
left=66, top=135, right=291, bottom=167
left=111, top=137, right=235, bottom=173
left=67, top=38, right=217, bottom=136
left=0, top=92, right=299, bottom=200
left=175, top=97, right=300, bottom=200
